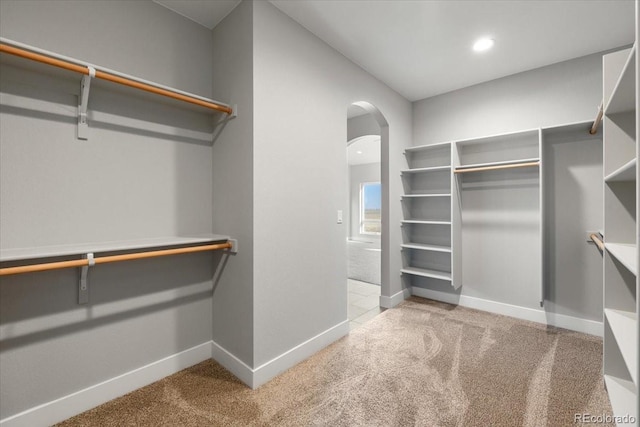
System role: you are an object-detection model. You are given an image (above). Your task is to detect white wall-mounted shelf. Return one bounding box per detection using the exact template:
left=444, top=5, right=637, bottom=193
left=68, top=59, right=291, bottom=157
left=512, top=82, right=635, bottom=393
left=605, top=158, right=637, bottom=182
left=606, top=243, right=638, bottom=276
left=456, top=157, right=540, bottom=170
left=605, top=45, right=636, bottom=115
left=401, top=267, right=451, bottom=281
left=401, top=243, right=452, bottom=253
left=405, top=141, right=452, bottom=152
left=401, top=194, right=451, bottom=198
left=401, top=166, right=450, bottom=173
left=605, top=308, right=638, bottom=385
left=0, top=234, right=230, bottom=262
left=401, top=220, right=451, bottom=225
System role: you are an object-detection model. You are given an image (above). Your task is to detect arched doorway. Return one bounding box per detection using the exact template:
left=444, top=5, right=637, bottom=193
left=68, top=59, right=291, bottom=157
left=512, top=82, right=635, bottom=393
left=346, top=102, right=390, bottom=329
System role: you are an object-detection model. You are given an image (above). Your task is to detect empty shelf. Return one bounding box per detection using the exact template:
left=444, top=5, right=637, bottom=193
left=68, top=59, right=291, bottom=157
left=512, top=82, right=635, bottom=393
left=401, top=243, right=452, bottom=253
left=606, top=243, right=638, bottom=276
left=401, top=220, right=451, bottom=225
left=0, top=234, right=230, bottom=262
left=603, top=375, right=638, bottom=421
left=401, top=166, right=450, bottom=173
left=605, top=158, right=637, bottom=182
left=405, top=141, right=451, bottom=152
left=605, top=309, right=639, bottom=385
left=401, top=267, right=452, bottom=281
left=456, top=157, right=540, bottom=170
left=402, top=194, right=451, bottom=198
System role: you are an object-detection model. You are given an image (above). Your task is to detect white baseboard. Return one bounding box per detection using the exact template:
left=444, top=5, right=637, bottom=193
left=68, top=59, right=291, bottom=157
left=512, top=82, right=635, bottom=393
left=210, top=339, right=255, bottom=387
left=0, top=342, right=213, bottom=427
left=380, top=288, right=411, bottom=309
left=252, top=320, right=349, bottom=388
left=2, top=320, right=352, bottom=427
left=211, top=320, right=350, bottom=390
left=411, top=287, right=603, bottom=337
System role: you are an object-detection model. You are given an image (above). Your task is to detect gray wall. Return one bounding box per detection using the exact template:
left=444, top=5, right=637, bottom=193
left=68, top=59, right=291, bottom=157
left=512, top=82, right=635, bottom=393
left=349, top=163, right=382, bottom=242
left=0, top=0, right=219, bottom=419
left=413, top=53, right=604, bottom=144
left=412, top=51, right=607, bottom=322
left=252, top=0, right=412, bottom=366
left=211, top=0, right=255, bottom=368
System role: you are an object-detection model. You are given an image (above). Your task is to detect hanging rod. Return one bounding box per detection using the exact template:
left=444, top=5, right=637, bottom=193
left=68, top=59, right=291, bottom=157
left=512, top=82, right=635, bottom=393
left=589, top=233, right=605, bottom=251
left=0, top=242, right=233, bottom=276
left=454, top=161, right=540, bottom=174
left=590, top=101, right=603, bottom=135
left=0, top=38, right=233, bottom=115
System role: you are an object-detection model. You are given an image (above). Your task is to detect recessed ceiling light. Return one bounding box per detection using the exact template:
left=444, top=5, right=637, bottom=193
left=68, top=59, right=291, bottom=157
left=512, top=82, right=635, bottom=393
left=473, top=37, right=495, bottom=52
left=356, top=150, right=363, bottom=154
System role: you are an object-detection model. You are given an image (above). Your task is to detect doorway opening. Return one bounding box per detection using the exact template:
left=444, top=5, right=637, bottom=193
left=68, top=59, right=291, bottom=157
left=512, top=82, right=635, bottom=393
left=346, top=102, right=389, bottom=330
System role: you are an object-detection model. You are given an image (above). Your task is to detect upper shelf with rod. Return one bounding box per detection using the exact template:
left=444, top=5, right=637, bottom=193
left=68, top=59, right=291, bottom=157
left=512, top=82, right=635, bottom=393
left=0, top=38, right=236, bottom=140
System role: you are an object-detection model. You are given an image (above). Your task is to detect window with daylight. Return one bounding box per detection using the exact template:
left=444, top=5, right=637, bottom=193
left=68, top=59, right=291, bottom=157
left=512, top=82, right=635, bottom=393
left=360, top=182, right=381, bottom=235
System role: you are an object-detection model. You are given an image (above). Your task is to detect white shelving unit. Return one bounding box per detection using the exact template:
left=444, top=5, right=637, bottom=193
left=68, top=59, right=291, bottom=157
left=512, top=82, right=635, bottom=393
left=401, top=142, right=455, bottom=286
left=452, top=129, right=542, bottom=301
left=602, top=44, right=639, bottom=425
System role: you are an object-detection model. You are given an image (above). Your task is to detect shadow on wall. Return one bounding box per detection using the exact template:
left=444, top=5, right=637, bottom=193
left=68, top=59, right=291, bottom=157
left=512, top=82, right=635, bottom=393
left=0, top=250, right=231, bottom=352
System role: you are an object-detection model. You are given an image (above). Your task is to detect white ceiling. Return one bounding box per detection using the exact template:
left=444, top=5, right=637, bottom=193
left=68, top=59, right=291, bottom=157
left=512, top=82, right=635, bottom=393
left=154, top=0, right=635, bottom=102
left=348, top=135, right=381, bottom=165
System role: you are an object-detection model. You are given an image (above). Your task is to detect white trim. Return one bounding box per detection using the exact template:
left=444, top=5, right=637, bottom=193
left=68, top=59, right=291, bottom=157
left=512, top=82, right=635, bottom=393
left=251, top=320, right=349, bottom=389
left=410, top=287, right=603, bottom=337
left=211, top=320, right=350, bottom=390
left=380, top=288, right=411, bottom=309
left=0, top=342, right=213, bottom=427
left=210, top=339, right=254, bottom=387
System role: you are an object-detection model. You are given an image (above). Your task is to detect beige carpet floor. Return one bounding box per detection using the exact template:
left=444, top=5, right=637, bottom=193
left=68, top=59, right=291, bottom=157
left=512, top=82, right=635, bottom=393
left=58, top=297, right=613, bottom=426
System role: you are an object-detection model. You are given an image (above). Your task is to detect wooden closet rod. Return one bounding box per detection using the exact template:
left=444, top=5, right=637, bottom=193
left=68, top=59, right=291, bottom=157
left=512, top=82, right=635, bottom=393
left=589, top=233, right=605, bottom=251
left=0, top=42, right=233, bottom=115
left=454, top=161, right=540, bottom=174
left=590, top=101, right=603, bottom=135
left=0, top=242, right=232, bottom=276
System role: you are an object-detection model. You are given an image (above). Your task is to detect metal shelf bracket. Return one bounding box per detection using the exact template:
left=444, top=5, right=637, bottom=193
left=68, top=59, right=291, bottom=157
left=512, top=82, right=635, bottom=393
left=78, top=252, right=95, bottom=304
left=78, top=66, right=95, bottom=140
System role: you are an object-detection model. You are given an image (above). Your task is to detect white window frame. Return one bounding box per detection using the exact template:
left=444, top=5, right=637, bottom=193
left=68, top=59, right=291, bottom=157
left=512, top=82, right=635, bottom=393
left=360, top=181, right=381, bottom=235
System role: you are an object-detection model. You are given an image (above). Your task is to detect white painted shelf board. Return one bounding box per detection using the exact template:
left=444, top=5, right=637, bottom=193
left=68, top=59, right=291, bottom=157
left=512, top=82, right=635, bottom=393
left=542, top=120, right=601, bottom=139
left=605, top=309, right=639, bottom=385
left=456, top=157, right=540, bottom=170
left=605, top=158, right=637, bottom=182
left=405, top=141, right=451, bottom=152
left=454, top=128, right=540, bottom=146
left=401, top=220, right=452, bottom=225
left=402, top=194, right=451, bottom=198
left=603, top=375, right=638, bottom=422
left=401, top=166, right=450, bottom=173
left=401, top=243, right=452, bottom=253
left=606, top=243, right=638, bottom=276
left=0, top=234, right=230, bottom=262
left=605, top=45, right=636, bottom=115
left=401, top=267, right=452, bottom=281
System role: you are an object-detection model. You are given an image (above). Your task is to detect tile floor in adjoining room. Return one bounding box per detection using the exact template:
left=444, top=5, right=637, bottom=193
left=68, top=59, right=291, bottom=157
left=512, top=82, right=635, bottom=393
left=348, top=279, right=384, bottom=330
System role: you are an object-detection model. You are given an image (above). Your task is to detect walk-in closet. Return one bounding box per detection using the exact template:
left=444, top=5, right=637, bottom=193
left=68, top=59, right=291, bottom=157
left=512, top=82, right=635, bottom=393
left=0, top=1, right=638, bottom=426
